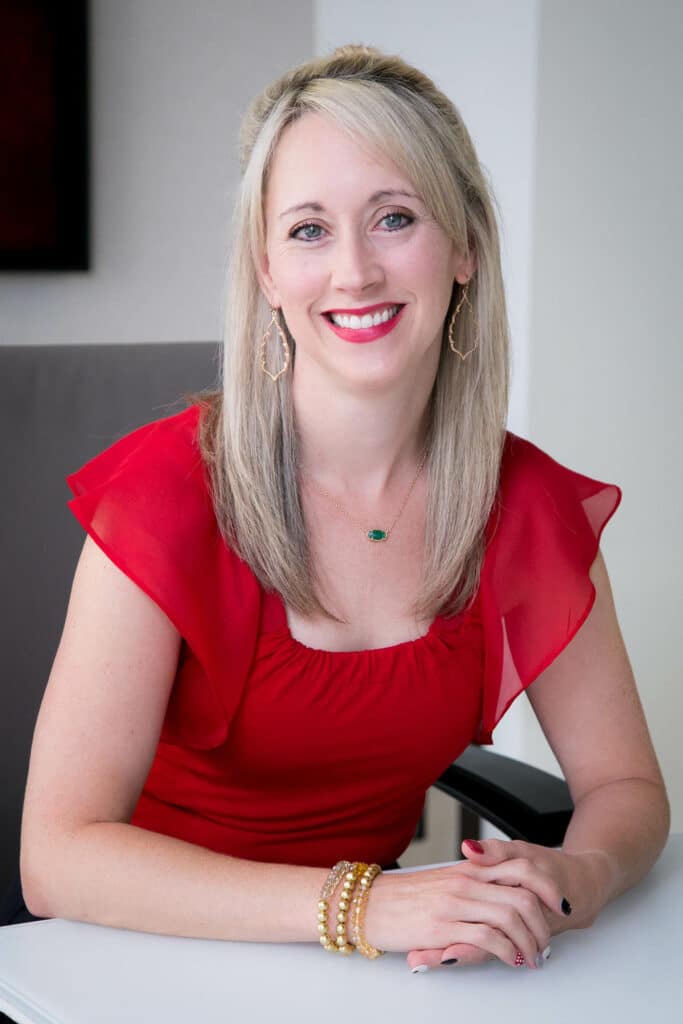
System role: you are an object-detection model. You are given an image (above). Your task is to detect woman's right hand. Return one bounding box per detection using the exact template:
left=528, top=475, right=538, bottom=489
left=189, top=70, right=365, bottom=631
left=362, top=859, right=559, bottom=970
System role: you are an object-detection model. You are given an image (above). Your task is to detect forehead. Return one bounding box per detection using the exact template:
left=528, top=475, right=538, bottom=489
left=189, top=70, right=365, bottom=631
left=265, top=111, right=414, bottom=212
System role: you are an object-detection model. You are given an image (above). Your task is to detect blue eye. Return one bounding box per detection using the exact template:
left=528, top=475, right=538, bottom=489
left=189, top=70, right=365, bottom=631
left=381, top=211, right=412, bottom=230
left=290, top=222, right=323, bottom=241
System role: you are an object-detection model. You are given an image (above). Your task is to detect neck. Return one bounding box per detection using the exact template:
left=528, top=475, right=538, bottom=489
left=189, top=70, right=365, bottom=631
left=292, top=358, right=435, bottom=504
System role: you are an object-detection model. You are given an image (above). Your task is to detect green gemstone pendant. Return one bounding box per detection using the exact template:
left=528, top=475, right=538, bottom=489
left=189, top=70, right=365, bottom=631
left=367, top=529, right=387, bottom=542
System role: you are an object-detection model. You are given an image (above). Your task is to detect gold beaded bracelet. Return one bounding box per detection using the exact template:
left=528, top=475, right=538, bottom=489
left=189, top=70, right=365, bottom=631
left=349, top=863, right=384, bottom=959
left=318, top=860, right=352, bottom=952
left=317, top=861, right=367, bottom=954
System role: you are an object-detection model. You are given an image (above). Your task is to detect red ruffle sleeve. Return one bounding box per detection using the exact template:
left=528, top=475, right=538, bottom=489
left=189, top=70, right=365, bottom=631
left=66, top=405, right=262, bottom=750
left=476, top=432, right=622, bottom=745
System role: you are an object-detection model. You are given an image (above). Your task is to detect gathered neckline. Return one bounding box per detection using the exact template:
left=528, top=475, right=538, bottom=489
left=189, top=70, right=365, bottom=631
left=260, top=588, right=480, bottom=657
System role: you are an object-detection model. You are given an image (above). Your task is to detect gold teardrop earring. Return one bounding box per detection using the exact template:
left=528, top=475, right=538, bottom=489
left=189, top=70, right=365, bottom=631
left=448, top=282, right=479, bottom=360
left=260, top=307, right=291, bottom=382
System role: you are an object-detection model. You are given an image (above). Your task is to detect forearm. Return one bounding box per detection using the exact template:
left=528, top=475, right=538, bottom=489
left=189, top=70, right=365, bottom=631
left=23, top=821, right=327, bottom=943
left=561, top=777, right=670, bottom=911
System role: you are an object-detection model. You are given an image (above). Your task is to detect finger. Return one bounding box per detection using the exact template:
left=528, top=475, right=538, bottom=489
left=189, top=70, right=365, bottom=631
left=446, top=920, right=538, bottom=969
left=463, top=857, right=568, bottom=919
left=479, top=872, right=552, bottom=950
left=406, top=944, right=493, bottom=972
left=457, top=877, right=551, bottom=958
left=438, top=942, right=494, bottom=967
left=450, top=894, right=544, bottom=969
left=461, top=837, right=518, bottom=865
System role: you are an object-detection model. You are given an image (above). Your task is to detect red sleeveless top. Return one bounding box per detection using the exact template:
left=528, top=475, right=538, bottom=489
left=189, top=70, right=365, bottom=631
left=66, top=406, right=621, bottom=868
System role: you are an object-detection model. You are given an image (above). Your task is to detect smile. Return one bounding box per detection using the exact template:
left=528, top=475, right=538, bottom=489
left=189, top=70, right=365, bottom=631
left=322, top=304, right=406, bottom=344
left=327, top=305, right=401, bottom=329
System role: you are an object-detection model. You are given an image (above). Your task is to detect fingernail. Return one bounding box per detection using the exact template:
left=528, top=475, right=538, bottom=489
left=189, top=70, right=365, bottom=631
left=411, top=964, right=429, bottom=974
left=514, top=951, right=526, bottom=967
left=561, top=898, right=572, bottom=916
left=464, top=839, right=485, bottom=854
left=536, top=945, right=551, bottom=968
left=440, top=958, right=458, bottom=965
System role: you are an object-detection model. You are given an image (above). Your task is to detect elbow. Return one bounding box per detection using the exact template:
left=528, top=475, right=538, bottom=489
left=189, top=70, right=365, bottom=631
left=22, top=887, right=50, bottom=921
left=20, top=839, right=57, bottom=920
left=19, top=866, right=50, bottom=920
left=636, top=779, right=671, bottom=864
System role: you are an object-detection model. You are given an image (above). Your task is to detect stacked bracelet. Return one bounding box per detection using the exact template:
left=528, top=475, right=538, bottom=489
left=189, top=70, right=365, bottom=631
left=318, top=861, right=368, bottom=953
left=318, top=860, right=383, bottom=957
left=350, top=863, right=384, bottom=959
left=318, top=860, right=354, bottom=952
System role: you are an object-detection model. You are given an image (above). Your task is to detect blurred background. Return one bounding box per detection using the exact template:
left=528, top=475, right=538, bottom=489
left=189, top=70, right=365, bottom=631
left=1, top=0, right=681, bottom=869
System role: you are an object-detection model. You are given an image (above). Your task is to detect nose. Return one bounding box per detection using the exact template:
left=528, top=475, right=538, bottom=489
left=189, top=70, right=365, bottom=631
left=329, top=229, right=384, bottom=295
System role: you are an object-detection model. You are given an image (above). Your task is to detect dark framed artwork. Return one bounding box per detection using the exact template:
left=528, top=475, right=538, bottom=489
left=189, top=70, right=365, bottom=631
left=0, top=0, right=89, bottom=271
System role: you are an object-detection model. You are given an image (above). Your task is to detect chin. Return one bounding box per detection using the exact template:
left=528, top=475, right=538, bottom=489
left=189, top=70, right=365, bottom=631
left=331, top=358, right=413, bottom=395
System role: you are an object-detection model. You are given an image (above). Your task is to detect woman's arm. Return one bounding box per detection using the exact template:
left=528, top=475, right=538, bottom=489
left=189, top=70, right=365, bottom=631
left=20, top=536, right=327, bottom=941
left=405, top=548, right=670, bottom=970
left=467, top=548, right=670, bottom=926
left=21, top=537, right=563, bottom=966
left=528, top=547, right=670, bottom=913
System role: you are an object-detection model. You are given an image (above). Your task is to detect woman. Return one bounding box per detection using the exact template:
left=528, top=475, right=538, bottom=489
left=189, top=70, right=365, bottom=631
left=18, top=45, right=669, bottom=972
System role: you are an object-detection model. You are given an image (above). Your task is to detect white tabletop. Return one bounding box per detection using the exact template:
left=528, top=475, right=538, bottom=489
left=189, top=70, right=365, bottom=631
left=1, top=835, right=681, bottom=1024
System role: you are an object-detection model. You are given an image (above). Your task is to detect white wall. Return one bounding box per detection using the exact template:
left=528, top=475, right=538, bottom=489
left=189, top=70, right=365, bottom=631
left=525, top=0, right=683, bottom=827
left=0, top=0, right=313, bottom=345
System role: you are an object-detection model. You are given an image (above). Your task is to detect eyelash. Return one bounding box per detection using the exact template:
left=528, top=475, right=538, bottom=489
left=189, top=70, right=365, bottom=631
left=289, top=209, right=415, bottom=242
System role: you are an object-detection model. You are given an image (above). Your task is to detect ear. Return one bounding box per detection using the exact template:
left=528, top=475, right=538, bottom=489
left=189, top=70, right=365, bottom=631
left=453, top=242, right=478, bottom=286
left=255, top=248, right=282, bottom=309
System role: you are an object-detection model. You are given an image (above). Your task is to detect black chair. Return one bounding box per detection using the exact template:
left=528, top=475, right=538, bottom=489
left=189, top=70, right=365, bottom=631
left=437, top=746, right=572, bottom=846
left=0, top=342, right=573, bottom=930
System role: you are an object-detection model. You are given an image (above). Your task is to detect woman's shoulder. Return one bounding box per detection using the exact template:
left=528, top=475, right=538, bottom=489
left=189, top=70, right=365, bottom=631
left=497, top=429, right=621, bottom=512
left=67, top=403, right=205, bottom=496
left=66, top=402, right=219, bottom=562
left=484, top=427, right=622, bottom=584
left=500, top=429, right=569, bottom=479
left=86, top=402, right=202, bottom=467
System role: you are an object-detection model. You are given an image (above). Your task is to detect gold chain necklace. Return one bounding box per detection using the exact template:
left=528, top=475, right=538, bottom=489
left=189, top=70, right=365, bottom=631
left=305, top=450, right=428, bottom=543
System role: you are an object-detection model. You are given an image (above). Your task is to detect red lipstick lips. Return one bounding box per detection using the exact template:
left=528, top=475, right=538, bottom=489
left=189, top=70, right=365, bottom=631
left=323, top=303, right=406, bottom=344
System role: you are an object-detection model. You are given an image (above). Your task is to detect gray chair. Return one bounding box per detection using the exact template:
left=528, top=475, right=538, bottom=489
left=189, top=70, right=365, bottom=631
left=0, top=342, right=572, bottom=924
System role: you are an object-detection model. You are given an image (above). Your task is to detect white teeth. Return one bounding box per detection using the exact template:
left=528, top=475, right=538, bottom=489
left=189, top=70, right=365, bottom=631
left=329, top=305, right=399, bottom=329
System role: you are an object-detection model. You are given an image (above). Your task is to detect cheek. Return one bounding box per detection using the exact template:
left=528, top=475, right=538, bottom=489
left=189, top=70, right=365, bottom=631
left=400, top=243, right=455, bottom=305
left=270, top=251, right=327, bottom=307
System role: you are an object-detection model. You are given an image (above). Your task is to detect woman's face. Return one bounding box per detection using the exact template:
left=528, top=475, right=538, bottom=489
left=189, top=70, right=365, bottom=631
left=259, top=111, right=474, bottom=393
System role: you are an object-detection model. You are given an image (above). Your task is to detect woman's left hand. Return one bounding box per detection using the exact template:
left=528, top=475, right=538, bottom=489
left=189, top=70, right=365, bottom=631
left=406, top=838, right=612, bottom=971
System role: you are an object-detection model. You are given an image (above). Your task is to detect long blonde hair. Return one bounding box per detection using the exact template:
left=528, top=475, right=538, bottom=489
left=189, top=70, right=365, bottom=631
left=196, top=44, right=510, bottom=621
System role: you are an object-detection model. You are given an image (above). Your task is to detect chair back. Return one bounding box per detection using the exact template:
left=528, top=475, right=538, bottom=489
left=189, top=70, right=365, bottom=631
left=0, top=342, right=219, bottom=897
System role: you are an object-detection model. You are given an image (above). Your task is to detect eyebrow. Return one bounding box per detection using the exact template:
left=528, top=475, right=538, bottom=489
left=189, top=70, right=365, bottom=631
left=278, top=189, right=422, bottom=220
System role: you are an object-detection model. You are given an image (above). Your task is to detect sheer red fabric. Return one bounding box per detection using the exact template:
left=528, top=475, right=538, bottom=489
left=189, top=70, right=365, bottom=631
left=477, top=432, right=622, bottom=743
left=66, top=406, right=621, bottom=864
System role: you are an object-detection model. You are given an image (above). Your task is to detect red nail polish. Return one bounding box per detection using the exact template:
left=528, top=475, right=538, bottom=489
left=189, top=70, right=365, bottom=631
left=514, top=951, right=526, bottom=967
left=464, top=839, right=485, bottom=854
